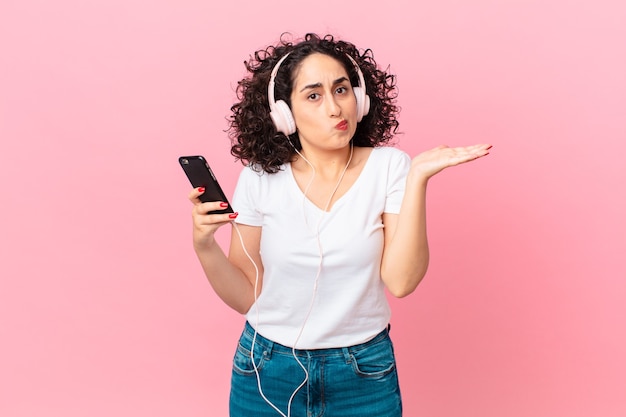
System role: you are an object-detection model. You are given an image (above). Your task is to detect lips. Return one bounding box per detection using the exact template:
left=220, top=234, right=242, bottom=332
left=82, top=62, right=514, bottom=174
left=336, top=120, right=348, bottom=131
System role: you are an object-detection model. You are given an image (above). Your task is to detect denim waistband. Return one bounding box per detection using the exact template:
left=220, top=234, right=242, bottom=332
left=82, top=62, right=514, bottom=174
left=240, top=321, right=391, bottom=359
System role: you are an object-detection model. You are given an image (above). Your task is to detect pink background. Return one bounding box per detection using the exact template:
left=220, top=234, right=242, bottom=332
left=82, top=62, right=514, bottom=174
left=1, top=0, right=625, bottom=416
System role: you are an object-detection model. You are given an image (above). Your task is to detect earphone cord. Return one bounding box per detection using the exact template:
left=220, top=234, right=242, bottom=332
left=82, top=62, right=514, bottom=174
left=232, top=141, right=354, bottom=417
left=232, top=221, right=289, bottom=417
left=291, top=141, right=354, bottom=338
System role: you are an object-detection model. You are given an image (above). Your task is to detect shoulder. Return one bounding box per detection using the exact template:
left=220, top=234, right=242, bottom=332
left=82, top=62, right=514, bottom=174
left=236, top=163, right=289, bottom=191
left=372, top=145, right=409, bottom=158
left=370, top=146, right=411, bottom=167
left=238, top=163, right=287, bottom=179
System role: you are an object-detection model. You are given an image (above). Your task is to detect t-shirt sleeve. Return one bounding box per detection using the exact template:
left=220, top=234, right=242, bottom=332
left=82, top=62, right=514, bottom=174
left=231, top=166, right=264, bottom=226
left=384, top=148, right=411, bottom=214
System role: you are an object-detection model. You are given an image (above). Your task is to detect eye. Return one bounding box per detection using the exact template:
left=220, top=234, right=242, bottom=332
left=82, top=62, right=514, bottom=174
left=307, top=93, right=320, bottom=101
left=335, top=86, right=349, bottom=95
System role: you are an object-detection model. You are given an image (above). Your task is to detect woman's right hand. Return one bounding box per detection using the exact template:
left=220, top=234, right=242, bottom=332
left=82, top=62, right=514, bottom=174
left=188, top=187, right=238, bottom=249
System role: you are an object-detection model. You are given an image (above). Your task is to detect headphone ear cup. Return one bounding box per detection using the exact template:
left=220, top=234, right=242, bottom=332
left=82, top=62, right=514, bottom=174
left=270, top=99, right=296, bottom=135
left=362, top=92, right=371, bottom=120
left=352, top=87, right=371, bottom=122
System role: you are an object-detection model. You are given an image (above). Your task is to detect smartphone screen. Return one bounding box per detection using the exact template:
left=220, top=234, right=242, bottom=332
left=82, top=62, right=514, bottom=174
left=179, top=155, right=234, bottom=214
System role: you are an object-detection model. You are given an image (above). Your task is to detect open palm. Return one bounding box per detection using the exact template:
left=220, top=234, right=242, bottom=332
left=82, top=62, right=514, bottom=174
left=411, top=144, right=491, bottom=180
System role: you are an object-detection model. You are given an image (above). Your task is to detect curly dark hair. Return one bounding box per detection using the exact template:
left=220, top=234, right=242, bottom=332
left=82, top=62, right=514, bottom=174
left=228, top=33, right=400, bottom=174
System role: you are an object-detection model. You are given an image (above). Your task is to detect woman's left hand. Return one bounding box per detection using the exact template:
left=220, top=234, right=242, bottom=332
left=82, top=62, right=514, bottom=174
left=410, top=143, right=491, bottom=182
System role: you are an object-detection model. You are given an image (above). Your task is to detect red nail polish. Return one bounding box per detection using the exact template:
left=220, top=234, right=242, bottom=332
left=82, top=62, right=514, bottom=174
left=228, top=212, right=238, bottom=219
left=198, top=187, right=205, bottom=193
left=220, top=202, right=229, bottom=208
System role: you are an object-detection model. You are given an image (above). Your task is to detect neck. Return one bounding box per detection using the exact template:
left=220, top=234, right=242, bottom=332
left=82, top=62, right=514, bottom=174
left=293, top=143, right=354, bottom=178
left=296, top=143, right=354, bottom=214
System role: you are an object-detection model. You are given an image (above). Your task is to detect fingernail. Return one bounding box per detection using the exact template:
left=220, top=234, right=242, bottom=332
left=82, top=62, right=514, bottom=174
left=198, top=187, right=205, bottom=193
left=220, top=202, right=229, bottom=208
left=228, top=212, right=239, bottom=219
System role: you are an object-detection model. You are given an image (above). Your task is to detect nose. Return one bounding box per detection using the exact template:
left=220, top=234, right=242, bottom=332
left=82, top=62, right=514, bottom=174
left=326, top=95, right=341, bottom=117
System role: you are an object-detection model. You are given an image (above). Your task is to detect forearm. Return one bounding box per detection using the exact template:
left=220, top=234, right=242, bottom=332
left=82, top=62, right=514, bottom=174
left=381, top=142, right=491, bottom=297
left=194, top=240, right=256, bottom=314
left=381, top=173, right=430, bottom=297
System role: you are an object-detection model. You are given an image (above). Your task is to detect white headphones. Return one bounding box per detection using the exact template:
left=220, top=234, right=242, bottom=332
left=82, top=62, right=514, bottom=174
left=267, top=52, right=371, bottom=136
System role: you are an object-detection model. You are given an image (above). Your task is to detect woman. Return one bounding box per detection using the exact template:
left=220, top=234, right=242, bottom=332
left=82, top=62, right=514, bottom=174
left=188, top=33, right=490, bottom=417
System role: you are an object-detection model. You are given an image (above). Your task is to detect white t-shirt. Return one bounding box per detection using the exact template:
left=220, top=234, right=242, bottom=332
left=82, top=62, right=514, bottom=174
left=232, top=146, right=411, bottom=349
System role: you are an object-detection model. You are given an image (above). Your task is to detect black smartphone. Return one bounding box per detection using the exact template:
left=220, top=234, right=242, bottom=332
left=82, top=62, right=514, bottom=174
left=178, top=155, right=234, bottom=214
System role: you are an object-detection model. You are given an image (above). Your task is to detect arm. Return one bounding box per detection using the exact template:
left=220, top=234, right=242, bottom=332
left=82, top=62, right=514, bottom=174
left=189, top=188, right=263, bottom=314
left=380, top=144, right=491, bottom=297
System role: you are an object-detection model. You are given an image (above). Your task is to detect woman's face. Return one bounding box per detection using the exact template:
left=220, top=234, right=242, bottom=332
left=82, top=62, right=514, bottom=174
left=289, top=53, right=358, bottom=152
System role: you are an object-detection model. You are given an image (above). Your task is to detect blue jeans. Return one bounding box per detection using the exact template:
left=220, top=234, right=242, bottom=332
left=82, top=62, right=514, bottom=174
left=229, top=322, right=402, bottom=417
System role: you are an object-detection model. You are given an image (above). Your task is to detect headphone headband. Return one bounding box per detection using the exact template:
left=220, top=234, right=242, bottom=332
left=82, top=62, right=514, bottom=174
left=267, top=52, right=292, bottom=112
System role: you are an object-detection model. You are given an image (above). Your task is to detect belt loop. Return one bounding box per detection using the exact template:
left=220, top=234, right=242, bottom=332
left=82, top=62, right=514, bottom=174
left=264, top=339, right=274, bottom=359
left=341, top=347, right=351, bottom=363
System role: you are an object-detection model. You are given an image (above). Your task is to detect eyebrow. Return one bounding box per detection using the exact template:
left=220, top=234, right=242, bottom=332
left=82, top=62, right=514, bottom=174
left=299, top=76, right=350, bottom=93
